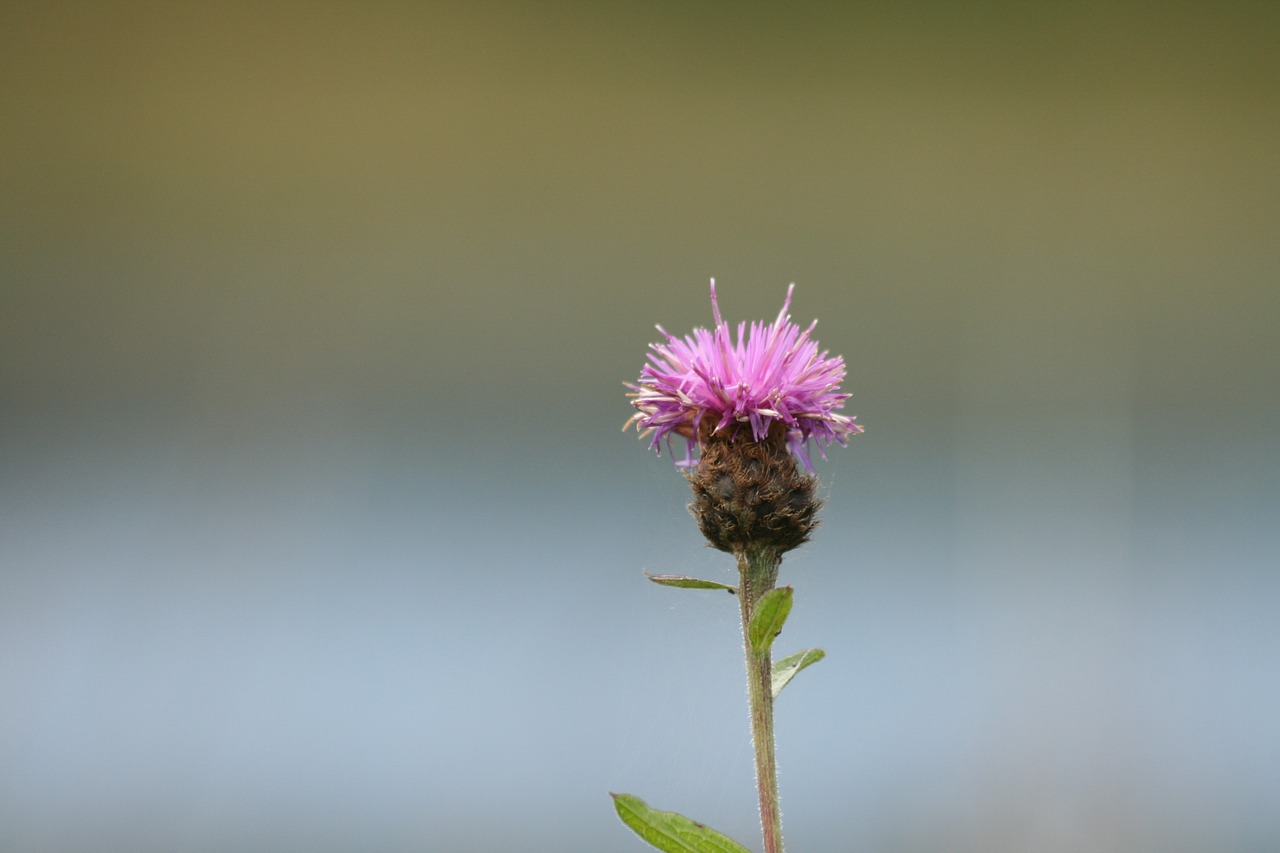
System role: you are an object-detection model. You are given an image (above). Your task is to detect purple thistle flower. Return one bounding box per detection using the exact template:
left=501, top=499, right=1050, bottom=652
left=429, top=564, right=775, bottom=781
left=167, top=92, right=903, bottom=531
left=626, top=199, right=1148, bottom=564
left=626, top=280, right=862, bottom=470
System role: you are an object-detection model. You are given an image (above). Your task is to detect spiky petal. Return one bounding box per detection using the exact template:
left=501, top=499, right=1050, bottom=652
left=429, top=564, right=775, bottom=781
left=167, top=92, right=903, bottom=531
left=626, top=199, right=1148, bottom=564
left=626, top=280, right=862, bottom=469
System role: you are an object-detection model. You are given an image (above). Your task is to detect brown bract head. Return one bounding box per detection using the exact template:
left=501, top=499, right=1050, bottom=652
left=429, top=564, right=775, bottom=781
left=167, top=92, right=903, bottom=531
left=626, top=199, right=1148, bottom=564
left=686, top=415, right=822, bottom=558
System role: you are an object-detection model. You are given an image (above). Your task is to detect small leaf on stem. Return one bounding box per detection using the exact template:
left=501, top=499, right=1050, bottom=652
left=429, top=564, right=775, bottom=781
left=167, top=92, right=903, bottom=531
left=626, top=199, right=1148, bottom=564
left=771, top=648, right=826, bottom=698
left=645, top=572, right=736, bottom=594
left=748, top=586, right=793, bottom=657
left=611, top=793, right=753, bottom=853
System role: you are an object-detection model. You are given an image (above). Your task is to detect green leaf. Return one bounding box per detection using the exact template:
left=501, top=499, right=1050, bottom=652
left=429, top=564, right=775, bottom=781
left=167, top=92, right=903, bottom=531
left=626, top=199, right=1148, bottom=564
left=611, top=793, right=753, bottom=853
left=645, top=572, right=735, bottom=594
left=771, top=648, right=826, bottom=699
left=748, top=586, right=793, bottom=657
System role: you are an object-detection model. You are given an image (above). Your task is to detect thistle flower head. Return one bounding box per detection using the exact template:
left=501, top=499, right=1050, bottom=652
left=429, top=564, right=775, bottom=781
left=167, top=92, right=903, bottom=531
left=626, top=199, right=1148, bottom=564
left=626, top=280, right=861, bottom=470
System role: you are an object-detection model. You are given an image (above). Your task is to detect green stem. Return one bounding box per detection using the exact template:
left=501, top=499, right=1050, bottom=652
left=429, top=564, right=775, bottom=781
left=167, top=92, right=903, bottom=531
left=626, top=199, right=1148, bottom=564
left=737, top=547, right=783, bottom=853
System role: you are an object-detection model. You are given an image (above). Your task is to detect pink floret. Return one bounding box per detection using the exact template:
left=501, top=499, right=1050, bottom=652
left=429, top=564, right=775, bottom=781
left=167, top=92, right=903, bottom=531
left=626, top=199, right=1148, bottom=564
left=626, top=280, right=862, bottom=470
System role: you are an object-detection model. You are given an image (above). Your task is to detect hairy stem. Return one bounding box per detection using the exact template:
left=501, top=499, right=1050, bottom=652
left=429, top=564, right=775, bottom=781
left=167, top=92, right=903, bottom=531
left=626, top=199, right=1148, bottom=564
left=737, top=547, right=783, bottom=853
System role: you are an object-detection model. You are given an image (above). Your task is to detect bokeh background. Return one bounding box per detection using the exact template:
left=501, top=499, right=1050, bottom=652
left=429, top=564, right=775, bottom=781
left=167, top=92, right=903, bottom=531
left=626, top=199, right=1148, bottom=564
left=2, top=3, right=1277, bottom=851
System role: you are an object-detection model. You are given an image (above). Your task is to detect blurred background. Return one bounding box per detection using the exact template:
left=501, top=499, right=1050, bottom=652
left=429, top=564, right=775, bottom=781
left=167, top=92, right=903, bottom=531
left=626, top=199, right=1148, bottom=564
left=2, top=3, right=1277, bottom=851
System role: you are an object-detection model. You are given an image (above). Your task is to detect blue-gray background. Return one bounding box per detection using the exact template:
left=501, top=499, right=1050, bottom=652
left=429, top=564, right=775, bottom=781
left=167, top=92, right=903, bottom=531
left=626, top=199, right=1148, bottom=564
left=2, top=4, right=1277, bottom=851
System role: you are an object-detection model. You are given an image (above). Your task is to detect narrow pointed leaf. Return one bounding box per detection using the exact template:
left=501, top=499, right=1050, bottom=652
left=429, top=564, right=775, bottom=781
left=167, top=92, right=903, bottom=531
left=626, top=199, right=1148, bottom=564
left=611, top=793, right=753, bottom=853
left=645, top=572, right=735, bottom=594
left=771, top=648, right=826, bottom=699
left=748, top=586, right=793, bottom=656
